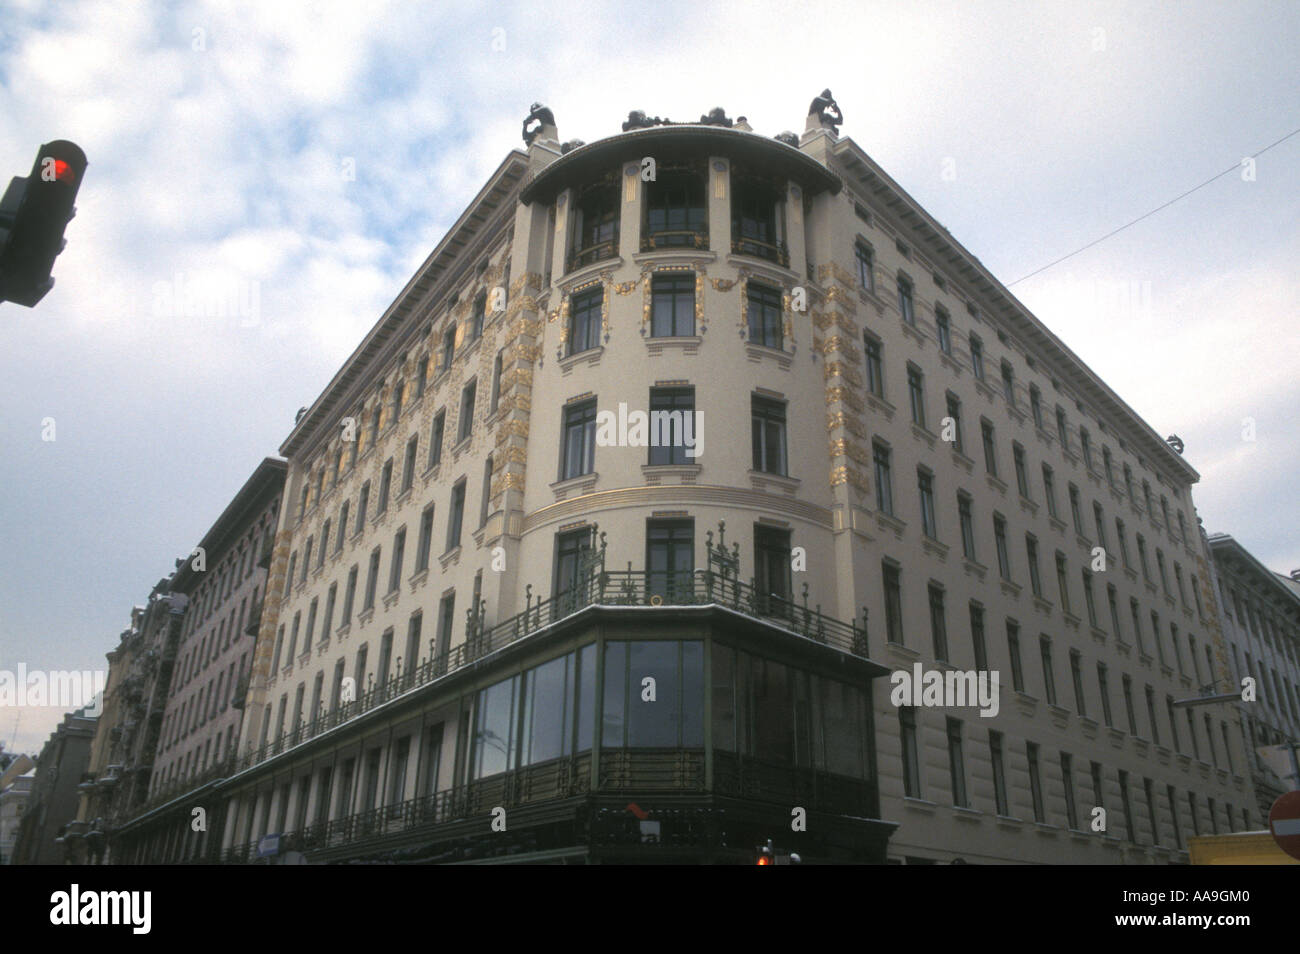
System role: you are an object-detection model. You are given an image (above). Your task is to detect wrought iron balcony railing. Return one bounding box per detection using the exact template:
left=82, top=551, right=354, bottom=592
left=235, top=561, right=869, bottom=774
left=730, top=236, right=790, bottom=267
left=640, top=229, right=709, bottom=251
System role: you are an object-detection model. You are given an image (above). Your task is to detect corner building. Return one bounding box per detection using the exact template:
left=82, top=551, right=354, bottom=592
left=215, top=99, right=1250, bottom=864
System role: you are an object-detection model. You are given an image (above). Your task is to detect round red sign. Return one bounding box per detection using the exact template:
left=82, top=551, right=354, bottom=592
left=1268, top=790, right=1300, bottom=861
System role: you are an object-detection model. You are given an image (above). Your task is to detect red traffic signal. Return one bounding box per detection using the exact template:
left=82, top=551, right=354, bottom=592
left=0, top=140, right=88, bottom=307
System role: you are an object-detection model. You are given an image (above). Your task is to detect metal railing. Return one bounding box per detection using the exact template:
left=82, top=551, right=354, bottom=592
left=236, top=569, right=869, bottom=773
left=640, top=229, right=709, bottom=251
left=731, top=236, right=790, bottom=267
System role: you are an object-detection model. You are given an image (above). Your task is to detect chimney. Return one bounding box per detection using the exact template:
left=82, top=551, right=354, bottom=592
left=1290, top=569, right=1300, bottom=582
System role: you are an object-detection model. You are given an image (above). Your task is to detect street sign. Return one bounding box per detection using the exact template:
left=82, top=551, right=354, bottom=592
left=1267, top=790, right=1300, bottom=861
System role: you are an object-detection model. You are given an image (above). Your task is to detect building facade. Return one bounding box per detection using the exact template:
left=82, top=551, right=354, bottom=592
left=1206, top=533, right=1300, bottom=821
left=107, top=459, right=286, bottom=863
left=10, top=709, right=96, bottom=864
left=0, top=757, right=34, bottom=865
left=118, top=95, right=1252, bottom=864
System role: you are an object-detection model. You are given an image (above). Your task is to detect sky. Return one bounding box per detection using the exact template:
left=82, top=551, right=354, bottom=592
left=1, top=0, right=1297, bottom=755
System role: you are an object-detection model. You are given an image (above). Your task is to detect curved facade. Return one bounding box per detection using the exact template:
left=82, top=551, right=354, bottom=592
left=112, top=102, right=1254, bottom=864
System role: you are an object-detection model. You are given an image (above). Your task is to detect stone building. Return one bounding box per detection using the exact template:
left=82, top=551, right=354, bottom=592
left=10, top=709, right=96, bottom=864
left=119, top=95, right=1252, bottom=864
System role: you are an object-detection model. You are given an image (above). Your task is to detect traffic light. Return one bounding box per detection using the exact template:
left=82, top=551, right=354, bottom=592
left=0, top=140, right=87, bottom=307
left=756, top=839, right=774, bottom=865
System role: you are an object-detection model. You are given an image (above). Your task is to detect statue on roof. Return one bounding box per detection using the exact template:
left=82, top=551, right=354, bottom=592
left=622, top=110, right=664, bottom=131
left=698, top=107, right=733, bottom=127
left=523, top=102, right=557, bottom=145
left=808, top=88, right=843, bottom=134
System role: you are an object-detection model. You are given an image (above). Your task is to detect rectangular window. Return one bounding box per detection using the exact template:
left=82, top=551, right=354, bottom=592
left=1145, top=685, right=1161, bottom=745
left=1069, top=484, right=1084, bottom=536
left=947, top=718, right=967, bottom=807
left=969, top=334, right=985, bottom=380
left=1070, top=651, right=1087, bottom=716
left=907, top=364, right=926, bottom=428
left=457, top=379, right=477, bottom=442
left=1040, top=636, right=1057, bottom=705
left=1027, top=742, right=1045, bottom=822
left=1083, top=569, right=1098, bottom=627
left=1166, top=696, right=1181, bottom=753
left=388, top=527, right=406, bottom=593
left=958, top=493, right=976, bottom=561
left=441, top=326, right=456, bottom=372
left=1061, top=752, right=1079, bottom=829
left=336, top=501, right=349, bottom=551
left=1097, top=664, right=1113, bottom=727
left=900, top=707, right=921, bottom=798
left=897, top=275, right=915, bottom=325
left=981, top=420, right=997, bottom=477
left=1001, top=361, right=1015, bottom=407
left=446, top=481, right=466, bottom=552
left=401, top=435, right=418, bottom=493
left=1107, top=584, right=1121, bottom=638
left=1013, top=443, right=1030, bottom=498
left=854, top=241, right=874, bottom=292
left=754, top=525, right=794, bottom=611
left=751, top=395, right=787, bottom=475
left=918, top=470, right=937, bottom=539
left=1056, top=407, right=1069, bottom=450
left=342, top=565, right=358, bottom=625
left=929, top=584, right=948, bottom=661
left=945, top=393, right=964, bottom=454
left=746, top=281, right=783, bottom=348
left=970, top=603, right=988, bottom=671
left=935, top=306, right=951, bottom=354
left=873, top=441, right=893, bottom=517
left=363, top=548, right=381, bottom=610
left=1007, top=621, right=1024, bottom=692
left=1080, top=427, right=1093, bottom=470
left=1167, top=785, right=1182, bottom=847
left=646, top=519, right=694, bottom=603
left=651, top=273, right=695, bottom=337
left=428, top=410, right=445, bottom=469
left=561, top=398, right=598, bottom=479
left=479, top=455, right=493, bottom=527
left=1123, top=674, right=1138, bottom=735
left=1030, top=385, right=1043, bottom=429
left=990, top=730, right=1008, bottom=815
left=1119, top=770, right=1136, bottom=843
left=864, top=334, right=884, bottom=397
left=1042, top=465, right=1057, bottom=519
left=1026, top=535, right=1042, bottom=597
left=553, top=527, right=594, bottom=600
left=378, top=459, right=393, bottom=513
left=416, top=504, right=434, bottom=573
left=883, top=563, right=903, bottom=645
left=994, top=514, right=1010, bottom=580
left=643, top=387, right=694, bottom=467
left=322, top=582, right=337, bottom=640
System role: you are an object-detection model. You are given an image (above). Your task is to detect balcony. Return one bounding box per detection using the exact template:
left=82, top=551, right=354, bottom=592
left=730, top=236, right=790, bottom=267
left=641, top=228, right=708, bottom=252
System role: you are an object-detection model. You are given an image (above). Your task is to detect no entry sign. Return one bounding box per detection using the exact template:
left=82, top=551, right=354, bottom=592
left=1268, top=790, right=1300, bottom=861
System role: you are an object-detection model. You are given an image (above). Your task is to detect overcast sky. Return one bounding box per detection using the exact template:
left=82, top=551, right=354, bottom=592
left=2, top=0, right=1297, bottom=755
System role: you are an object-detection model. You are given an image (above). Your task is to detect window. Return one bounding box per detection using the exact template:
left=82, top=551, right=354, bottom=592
left=601, top=640, right=704, bottom=749
left=435, top=592, right=455, bottom=660
left=1029, top=385, right=1043, bottom=429
left=1055, top=554, right=1072, bottom=615
left=1056, top=406, right=1069, bottom=450
left=1107, top=584, right=1121, bottom=638
left=918, top=470, right=937, bottom=539
left=1080, top=427, right=1093, bottom=470
left=900, top=707, right=922, bottom=797
left=418, top=509, right=439, bottom=574
left=560, top=398, right=597, bottom=480
left=994, top=514, right=1010, bottom=580
left=1123, top=464, right=1135, bottom=500
left=907, top=364, right=926, bottom=428
left=1122, top=675, right=1138, bottom=735
left=1097, top=664, right=1113, bottom=727
left=401, top=435, right=418, bottom=494
left=1042, top=464, right=1058, bottom=518
left=571, top=178, right=619, bottom=268
left=863, top=334, right=884, bottom=397
left=1039, top=636, right=1057, bottom=705
left=754, top=525, right=794, bottom=611
left=428, top=410, right=445, bottom=469
left=969, top=334, right=985, bottom=380
left=897, top=275, right=915, bottom=325
left=1082, top=569, right=1098, bottom=627
left=945, top=393, right=964, bottom=454
left=388, top=527, right=406, bottom=593
left=1013, top=443, right=1030, bottom=498
left=854, top=241, right=874, bottom=292
left=1007, top=621, right=1024, bottom=691
left=990, top=730, right=1008, bottom=815
left=958, top=493, right=976, bottom=560
left=731, top=167, right=783, bottom=263
left=981, top=419, right=997, bottom=476
left=1137, top=534, right=1150, bottom=580
left=946, top=718, right=967, bottom=807
left=929, top=585, right=948, bottom=661
left=1145, top=685, right=1161, bottom=745
left=644, top=163, right=707, bottom=247
left=746, top=281, right=784, bottom=349
left=1061, top=753, right=1079, bottom=830
left=1119, top=770, right=1136, bottom=843
left=457, top=379, right=477, bottom=442
left=1027, top=742, right=1045, bottom=822
left=441, top=326, right=456, bottom=372
left=646, top=519, right=693, bottom=602
left=446, top=481, right=466, bottom=552
left=342, top=566, right=358, bottom=625
left=873, top=441, right=894, bottom=517
left=883, top=563, right=903, bottom=644
left=650, top=273, right=695, bottom=337
left=1000, top=361, right=1015, bottom=406
left=322, top=582, right=337, bottom=640
left=363, top=548, right=381, bottom=611
left=490, top=351, right=503, bottom=413
left=470, top=291, right=486, bottom=341
left=376, top=459, right=393, bottom=514
left=935, top=306, right=951, bottom=354
left=479, top=455, right=493, bottom=527
left=318, top=520, right=330, bottom=569
left=1103, top=447, right=1115, bottom=487
left=1068, top=484, right=1084, bottom=536
left=1026, top=535, right=1042, bottom=597
left=751, top=395, right=787, bottom=475
left=553, top=528, right=593, bottom=600
left=969, top=603, right=988, bottom=671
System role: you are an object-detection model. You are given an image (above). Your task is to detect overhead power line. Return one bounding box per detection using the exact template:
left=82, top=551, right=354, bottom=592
left=1007, top=125, right=1300, bottom=286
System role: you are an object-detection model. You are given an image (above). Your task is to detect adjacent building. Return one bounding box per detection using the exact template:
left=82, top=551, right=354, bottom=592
left=108, top=458, right=286, bottom=862
left=0, top=755, right=35, bottom=865
left=1206, top=533, right=1300, bottom=821
left=106, top=95, right=1256, bottom=864
left=10, top=709, right=96, bottom=864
